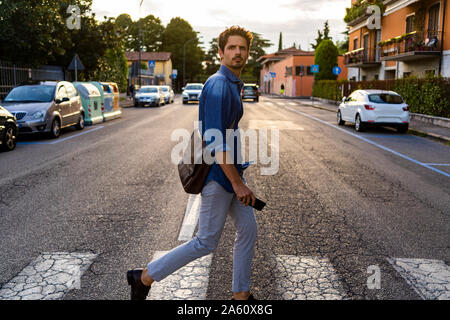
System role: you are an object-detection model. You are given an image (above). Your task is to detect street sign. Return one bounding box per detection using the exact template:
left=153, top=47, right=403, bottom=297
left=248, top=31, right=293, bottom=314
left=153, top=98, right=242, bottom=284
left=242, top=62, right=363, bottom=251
left=148, top=60, right=156, bottom=69
left=172, top=69, right=178, bottom=76
left=67, top=54, right=84, bottom=71
left=333, top=66, right=342, bottom=76
left=311, top=65, right=319, bottom=73
left=270, top=72, right=276, bottom=78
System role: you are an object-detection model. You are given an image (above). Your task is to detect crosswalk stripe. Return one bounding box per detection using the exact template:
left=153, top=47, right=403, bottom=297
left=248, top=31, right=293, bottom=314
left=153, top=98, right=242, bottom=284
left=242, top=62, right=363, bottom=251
left=178, top=194, right=201, bottom=241
left=147, top=251, right=213, bottom=300
left=0, top=252, right=97, bottom=300
left=387, top=258, right=450, bottom=300
left=275, top=255, right=347, bottom=300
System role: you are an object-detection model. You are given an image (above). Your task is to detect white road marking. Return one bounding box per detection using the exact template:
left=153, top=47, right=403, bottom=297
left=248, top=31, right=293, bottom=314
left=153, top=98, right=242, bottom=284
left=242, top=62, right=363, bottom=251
left=275, top=255, right=347, bottom=300
left=283, top=106, right=450, bottom=178
left=424, top=163, right=450, bottom=166
left=0, top=252, right=97, bottom=300
left=248, top=120, right=304, bottom=130
left=17, top=126, right=104, bottom=145
left=147, top=251, right=213, bottom=300
left=178, top=194, right=202, bottom=241
left=387, top=258, right=450, bottom=300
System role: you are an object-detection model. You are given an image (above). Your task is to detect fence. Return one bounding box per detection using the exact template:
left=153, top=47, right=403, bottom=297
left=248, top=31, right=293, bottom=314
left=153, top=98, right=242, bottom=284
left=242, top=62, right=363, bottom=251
left=0, top=60, right=66, bottom=100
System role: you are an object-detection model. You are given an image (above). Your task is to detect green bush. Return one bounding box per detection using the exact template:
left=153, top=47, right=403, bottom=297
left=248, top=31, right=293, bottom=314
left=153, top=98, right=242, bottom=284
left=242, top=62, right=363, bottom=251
left=314, top=40, right=339, bottom=81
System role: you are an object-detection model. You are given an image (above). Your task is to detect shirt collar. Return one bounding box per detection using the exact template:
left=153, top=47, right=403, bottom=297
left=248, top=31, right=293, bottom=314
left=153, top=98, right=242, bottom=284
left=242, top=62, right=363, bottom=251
left=219, top=65, right=243, bottom=86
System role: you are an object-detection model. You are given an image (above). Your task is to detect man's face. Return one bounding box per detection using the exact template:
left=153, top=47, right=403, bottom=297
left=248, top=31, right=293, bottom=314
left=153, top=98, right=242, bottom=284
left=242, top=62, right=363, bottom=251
left=219, top=35, right=249, bottom=71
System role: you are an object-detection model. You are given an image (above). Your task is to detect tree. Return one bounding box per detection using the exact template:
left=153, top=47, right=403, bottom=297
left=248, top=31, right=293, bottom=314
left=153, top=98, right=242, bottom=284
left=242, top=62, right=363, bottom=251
left=311, top=20, right=333, bottom=50
left=336, top=27, right=350, bottom=54
left=204, top=37, right=220, bottom=76
left=161, top=17, right=204, bottom=90
left=243, top=32, right=272, bottom=82
left=278, top=32, right=283, bottom=51
left=93, top=47, right=128, bottom=93
left=314, top=39, right=339, bottom=81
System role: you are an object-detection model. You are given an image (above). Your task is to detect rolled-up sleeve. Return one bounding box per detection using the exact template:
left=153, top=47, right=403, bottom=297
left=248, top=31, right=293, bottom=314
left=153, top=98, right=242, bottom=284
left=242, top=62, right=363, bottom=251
left=202, top=79, right=232, bottom=156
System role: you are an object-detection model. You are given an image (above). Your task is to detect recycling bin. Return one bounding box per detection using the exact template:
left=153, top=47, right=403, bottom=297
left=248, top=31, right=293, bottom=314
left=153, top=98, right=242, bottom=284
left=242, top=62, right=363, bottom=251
left=90, top=81, right=121, bottom=122
left=73, top=82, right=104, bottom=125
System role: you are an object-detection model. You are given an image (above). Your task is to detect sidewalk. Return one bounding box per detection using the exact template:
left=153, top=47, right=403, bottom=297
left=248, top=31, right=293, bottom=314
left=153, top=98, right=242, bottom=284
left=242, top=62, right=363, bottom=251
left=288, top=97, right=450, bottom=145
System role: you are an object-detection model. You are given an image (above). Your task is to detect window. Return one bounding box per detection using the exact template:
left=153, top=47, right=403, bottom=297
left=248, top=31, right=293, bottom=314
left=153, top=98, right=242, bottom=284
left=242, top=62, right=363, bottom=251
left=406, top=15, right=415, bottom=33
left=368, top=94, right=403, bottom=104
left=56, top=85, right=68, bottom=100
left=403, top=72, right=412, bottom=78
left=362, top=75, right=367, bottom=81
left=306, top=65, right=314, bottom=76
left=353, top=38, right=358, bottom=51
left=285, top=66, right=293, bottom=76
left=295, top=65, right=305, bottom=76
left=374, top=74, right=379, bottom=80
left=428, top=3, right=440, bottom=33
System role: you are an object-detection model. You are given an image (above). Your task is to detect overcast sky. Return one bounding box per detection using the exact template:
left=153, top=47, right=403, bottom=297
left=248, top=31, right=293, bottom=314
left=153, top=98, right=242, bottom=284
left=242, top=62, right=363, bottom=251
left=91, top=0, right=349, bottom=53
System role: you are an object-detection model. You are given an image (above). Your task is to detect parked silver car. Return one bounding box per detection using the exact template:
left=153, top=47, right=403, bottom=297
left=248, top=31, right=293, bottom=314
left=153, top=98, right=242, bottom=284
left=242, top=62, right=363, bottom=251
left=160, top=85, right=175, bottom=104
left=2, top=81, right=84, bottom=138
left=134, top=85, right=165, bottom=107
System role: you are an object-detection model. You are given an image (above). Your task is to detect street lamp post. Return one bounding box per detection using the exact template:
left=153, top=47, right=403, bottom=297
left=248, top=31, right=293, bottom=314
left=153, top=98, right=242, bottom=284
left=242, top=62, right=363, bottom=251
left=138, top=0, right=143, bottom=87
left=183, top=37, right=197, bottom=88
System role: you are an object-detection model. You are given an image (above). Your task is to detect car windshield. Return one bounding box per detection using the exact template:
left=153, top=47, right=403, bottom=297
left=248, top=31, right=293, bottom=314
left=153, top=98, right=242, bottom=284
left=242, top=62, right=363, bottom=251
left=161, top=87, right=168, bottom=92
left=244, top=86, right=256, bottom=90
left=185, top=85, right=202, bottom=90
left=368, top=94, right=403, bottom=104
left=139, top=87, right=158, bottom=93
left=4, top=85, right=56, bottom=102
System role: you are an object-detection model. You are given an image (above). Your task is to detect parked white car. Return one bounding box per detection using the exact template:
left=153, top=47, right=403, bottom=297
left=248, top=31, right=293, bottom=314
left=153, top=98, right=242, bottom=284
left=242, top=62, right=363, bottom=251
left=337, top=90, right=410, bottom=133
left=160, top=85, right=174, bottom=104
left=134, top=86, right=165, bottom=107
left=182, top=83, right=203, bottom=104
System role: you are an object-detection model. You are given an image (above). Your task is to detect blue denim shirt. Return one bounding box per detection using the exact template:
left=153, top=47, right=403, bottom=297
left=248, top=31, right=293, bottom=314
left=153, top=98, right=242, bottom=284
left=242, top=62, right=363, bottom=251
left=199, top=65, right=245, bottom=193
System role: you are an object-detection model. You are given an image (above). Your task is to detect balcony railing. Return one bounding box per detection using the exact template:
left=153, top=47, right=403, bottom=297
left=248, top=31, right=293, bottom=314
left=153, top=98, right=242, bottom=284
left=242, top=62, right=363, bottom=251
left=379, top=30, right=442, bottom=61
left=344, top=47, right=381, bottom=67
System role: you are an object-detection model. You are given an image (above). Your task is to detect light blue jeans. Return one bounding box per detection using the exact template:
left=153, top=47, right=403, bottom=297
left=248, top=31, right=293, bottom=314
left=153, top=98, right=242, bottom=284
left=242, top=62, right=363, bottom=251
left=147, top=180, right=258, bottom=293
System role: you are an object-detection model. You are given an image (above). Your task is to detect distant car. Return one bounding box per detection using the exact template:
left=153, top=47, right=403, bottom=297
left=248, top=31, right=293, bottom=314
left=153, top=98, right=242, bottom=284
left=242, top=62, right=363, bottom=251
left=0, top=105, right=18, bottom=151
left=338, top=90, right=410, bottom=133
left=134, top=85, right=165, bottom=107
left=160, top=85, right=175, bottom=104
left=241, top=84, right=259, bottom=102
left=2, top=81, right=84, bottom=138
left=182, top=83, right=203, bottom=104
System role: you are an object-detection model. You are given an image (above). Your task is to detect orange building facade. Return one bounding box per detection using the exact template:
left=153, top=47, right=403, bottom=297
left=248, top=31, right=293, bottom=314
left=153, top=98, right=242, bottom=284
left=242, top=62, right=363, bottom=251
left=258, top=48, right=348, bottom=97
left=345, top=0, right=449, bottom=80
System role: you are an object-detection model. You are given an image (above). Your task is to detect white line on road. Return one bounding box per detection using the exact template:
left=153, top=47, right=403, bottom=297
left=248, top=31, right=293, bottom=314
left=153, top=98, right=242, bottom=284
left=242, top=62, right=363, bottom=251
left=275, top=255, right=347, bottom=300
left=147, top=251, right=212, bottom=300
left=0, top=252, right=97, bottom=300
left=17, top=126, right=104, bottom=145
left=424, top=163, right=450, bottom=166
left=387, top=258, right=450, bottom=300
left=178, top=194, right=202, bottom=241
left=284, top=106, right=450, bottom=178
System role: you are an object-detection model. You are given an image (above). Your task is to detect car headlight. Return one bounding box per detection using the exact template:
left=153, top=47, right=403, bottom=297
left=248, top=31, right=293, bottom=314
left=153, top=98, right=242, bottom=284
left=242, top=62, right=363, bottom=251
left=182, top=92, right=188, bottom=97
left=30, top=110, right=45, bottom=120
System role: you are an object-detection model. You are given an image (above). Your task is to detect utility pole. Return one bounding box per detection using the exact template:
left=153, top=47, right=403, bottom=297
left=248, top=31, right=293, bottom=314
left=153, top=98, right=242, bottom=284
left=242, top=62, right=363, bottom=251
left=138, top=0, right=143, bottom=87
left=183, top=37, right=197, bottom=87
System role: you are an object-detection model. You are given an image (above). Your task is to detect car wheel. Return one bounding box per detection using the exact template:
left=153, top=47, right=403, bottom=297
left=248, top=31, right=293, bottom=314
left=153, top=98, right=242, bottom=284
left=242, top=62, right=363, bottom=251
left=337, top=110, right=345, bottom=125
left=2, top=125, right=17, bottom=151
left=355, top=114, right=364, bottom=132
left=397, top=124, right=408, bottom=134
left=49, top=118, right=61, bottom=139
left=183, top=101, right=187, bottom=105
left=75, top=113, right=85, bottom=130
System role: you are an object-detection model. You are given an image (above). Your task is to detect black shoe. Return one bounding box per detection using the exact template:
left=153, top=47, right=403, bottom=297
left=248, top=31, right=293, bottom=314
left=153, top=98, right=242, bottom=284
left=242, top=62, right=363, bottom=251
left=127, top=269, right=151, bottom=300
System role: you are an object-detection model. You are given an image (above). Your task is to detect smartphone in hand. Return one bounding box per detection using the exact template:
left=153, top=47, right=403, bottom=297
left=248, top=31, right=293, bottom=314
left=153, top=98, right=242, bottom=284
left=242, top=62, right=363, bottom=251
left=251, top=198, right=266, bottom=211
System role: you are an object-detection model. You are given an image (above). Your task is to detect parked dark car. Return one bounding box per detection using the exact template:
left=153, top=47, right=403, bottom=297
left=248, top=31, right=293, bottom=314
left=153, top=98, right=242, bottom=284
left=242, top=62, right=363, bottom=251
left=241, top=84, right=259, bottom=102
left=0, top=105, right=18, bottom=151
left=2, top=81, right=84, bottom=138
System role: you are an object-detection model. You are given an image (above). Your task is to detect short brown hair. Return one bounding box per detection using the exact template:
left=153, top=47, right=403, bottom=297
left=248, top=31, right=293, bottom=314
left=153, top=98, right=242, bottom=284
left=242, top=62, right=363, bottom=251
left=218, top=26, right=253, bottom=52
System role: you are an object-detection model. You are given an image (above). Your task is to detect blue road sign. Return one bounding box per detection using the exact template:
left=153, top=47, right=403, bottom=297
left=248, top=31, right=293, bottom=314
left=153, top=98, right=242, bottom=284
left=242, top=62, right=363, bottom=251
left=270, top=72, right=276, bottom=78
left=333, top=66, right=342, bottom=76
left=148, top=60, right=156, bottom=69
left=311, top=65, right=319, bottom=73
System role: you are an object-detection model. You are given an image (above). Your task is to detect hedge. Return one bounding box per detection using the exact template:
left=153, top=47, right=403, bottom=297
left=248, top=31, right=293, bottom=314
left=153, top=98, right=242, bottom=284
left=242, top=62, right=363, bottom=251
left=313, top=76, right=450, bottom=118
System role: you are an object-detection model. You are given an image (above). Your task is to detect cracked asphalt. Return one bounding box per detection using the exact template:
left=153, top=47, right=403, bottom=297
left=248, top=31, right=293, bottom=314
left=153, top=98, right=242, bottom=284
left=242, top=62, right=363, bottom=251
left=0, top=96, right=448, bottom=300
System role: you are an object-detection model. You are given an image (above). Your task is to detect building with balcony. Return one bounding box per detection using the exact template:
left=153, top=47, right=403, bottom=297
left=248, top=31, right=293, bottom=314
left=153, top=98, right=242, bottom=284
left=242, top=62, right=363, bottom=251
left=258, top=47, right=347, bottom=97
left=125, top=51, right=173, bottom=87
left=344, top=0, right=449, bottom=80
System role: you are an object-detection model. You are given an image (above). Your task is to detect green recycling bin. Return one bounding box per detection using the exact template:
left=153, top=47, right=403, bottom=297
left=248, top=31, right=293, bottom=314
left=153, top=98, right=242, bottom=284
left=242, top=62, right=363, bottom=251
left=73, top=82, right=103, bottom=125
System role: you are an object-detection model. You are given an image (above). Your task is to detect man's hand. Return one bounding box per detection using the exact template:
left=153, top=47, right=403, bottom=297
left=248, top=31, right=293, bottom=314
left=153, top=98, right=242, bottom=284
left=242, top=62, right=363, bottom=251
left=232, top=181, right=256, bottom=207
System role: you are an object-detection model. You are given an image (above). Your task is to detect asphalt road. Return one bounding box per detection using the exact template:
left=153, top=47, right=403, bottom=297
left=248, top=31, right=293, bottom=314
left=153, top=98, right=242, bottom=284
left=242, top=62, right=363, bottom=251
left=0, top=95, right=448, bottom=300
